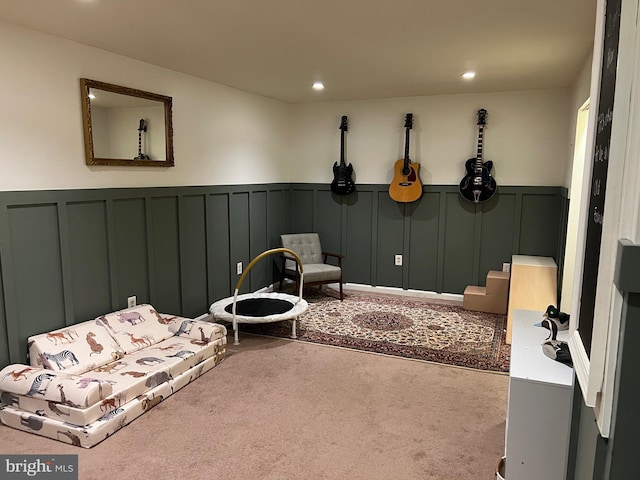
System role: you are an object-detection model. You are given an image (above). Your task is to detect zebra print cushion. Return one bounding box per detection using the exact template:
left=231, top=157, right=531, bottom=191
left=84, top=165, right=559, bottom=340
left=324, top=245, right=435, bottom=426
left=0, top=365, right=64, bottom=396
left=29, top=320, right=124, bottom=375
left=0, top=365, right=112, bottom=408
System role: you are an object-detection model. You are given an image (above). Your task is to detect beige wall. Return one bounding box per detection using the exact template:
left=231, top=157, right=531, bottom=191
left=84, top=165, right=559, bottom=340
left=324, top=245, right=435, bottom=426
left=290, top=89, right=573, bottom=186
left=0, top=21, right=290, bottom=191
left=2, top=21, right=577, bottom=191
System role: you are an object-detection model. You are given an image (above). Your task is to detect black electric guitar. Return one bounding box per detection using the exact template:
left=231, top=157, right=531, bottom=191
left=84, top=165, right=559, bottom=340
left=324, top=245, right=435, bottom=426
left=134, top=118, right=150, bottom=160
left=330, top=115, right=356, bottom=195
left=389, top=113, right=422, bottom=203
left=459, top=108, right=497, bottom=203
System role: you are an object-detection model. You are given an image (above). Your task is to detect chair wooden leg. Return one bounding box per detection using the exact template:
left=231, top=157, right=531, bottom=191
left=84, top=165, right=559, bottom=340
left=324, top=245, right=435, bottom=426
left=339, top=282, right=343, bottom=301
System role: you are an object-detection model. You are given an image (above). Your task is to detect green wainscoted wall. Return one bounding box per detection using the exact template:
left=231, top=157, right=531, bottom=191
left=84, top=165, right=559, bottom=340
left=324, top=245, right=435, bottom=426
left=0, top=183, right=567, bottom=367
left=289, top=184, right=568, bottom=294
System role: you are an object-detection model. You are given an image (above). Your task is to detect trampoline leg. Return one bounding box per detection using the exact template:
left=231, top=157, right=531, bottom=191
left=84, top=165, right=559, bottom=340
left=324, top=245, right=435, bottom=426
left=234, top=325, right=240, bottom=345
left=292, top=317, right=297, bottom=339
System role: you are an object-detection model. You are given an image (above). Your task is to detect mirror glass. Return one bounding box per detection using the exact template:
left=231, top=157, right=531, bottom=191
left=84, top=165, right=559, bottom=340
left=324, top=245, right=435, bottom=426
left=80, top=78, right=174, bottom=167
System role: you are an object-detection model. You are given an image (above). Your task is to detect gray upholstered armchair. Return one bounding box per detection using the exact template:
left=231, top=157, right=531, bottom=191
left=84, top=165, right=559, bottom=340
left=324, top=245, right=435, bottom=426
left=279, top=233, right=344, bottom=300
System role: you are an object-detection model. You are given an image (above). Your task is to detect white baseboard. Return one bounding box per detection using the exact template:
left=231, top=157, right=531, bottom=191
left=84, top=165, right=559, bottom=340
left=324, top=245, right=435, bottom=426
left=344, top=283, right=463, bottom=305
left=264, top=280, right=463, bottom=305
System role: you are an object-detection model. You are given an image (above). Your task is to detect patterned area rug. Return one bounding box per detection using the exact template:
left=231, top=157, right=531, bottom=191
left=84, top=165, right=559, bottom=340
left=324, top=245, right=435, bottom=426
left=239, top=289, right=510, bottom=372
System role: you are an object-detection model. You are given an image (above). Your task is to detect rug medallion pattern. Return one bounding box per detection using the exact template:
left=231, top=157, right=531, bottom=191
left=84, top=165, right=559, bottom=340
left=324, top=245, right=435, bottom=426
left=240, top=289, right=510, bottom=372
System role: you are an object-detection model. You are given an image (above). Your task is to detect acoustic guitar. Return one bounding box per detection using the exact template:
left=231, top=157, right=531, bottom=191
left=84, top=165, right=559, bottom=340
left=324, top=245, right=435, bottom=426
left=459, top=108, right=497, bottom=203
left=389, top=113, right=422, bottom=203
left=331, top=115, right=356, bottom=195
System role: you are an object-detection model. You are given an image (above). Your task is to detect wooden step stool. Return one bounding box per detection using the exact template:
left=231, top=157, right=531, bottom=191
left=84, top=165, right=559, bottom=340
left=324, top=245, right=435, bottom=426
left=463, top=270, right=510, bottom=315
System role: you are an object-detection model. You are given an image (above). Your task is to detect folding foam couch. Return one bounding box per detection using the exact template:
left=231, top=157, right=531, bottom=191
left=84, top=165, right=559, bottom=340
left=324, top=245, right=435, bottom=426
left=0, top=304, right=226, bottom=447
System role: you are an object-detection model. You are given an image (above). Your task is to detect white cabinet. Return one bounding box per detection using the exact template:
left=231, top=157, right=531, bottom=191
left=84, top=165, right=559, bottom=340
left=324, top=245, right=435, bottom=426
left=504, top=309, right=574, bottom=480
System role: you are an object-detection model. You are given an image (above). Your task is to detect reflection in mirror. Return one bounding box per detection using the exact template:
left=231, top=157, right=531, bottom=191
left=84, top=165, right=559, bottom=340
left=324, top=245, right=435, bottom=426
left=80, top=78, right=174, bottom=167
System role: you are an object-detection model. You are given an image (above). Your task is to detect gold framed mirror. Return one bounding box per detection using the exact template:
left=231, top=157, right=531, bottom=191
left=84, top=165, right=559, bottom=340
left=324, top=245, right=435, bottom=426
left=80, top=78, right=174, bottom=167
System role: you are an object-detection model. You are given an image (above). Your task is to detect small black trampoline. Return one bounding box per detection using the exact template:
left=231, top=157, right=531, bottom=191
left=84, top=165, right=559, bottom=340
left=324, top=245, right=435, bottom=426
left=209, top=248, right=309, bottom=345
left=224, top=298, right=294, bottom=317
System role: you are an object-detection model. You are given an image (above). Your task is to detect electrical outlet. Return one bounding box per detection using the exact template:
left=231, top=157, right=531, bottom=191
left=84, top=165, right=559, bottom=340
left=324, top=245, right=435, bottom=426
left=502, top=263, right=511, bottom=273
left=394, top=254, right=403, bottom=266
left=127, top=296, right=136, bottom=308
left=236, top=262, right=243, bottom=275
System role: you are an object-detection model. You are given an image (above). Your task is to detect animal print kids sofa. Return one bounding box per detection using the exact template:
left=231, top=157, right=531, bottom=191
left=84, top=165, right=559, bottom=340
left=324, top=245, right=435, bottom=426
left=0, top=304, right=226, bottom=448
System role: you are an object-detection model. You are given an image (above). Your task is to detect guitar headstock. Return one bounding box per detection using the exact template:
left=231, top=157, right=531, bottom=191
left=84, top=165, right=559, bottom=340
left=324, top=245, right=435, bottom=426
left=405, top=113, right=413, bottom=129
left=477, top=109, right=488, bottom=126
left=340, top=115, right=348, bottom=132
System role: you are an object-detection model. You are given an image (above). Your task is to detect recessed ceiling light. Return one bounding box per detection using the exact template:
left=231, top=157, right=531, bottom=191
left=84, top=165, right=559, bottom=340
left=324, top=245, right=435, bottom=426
left=312, top=82, right=325, bottom=91
left=462, top=71, right=476, bottom=80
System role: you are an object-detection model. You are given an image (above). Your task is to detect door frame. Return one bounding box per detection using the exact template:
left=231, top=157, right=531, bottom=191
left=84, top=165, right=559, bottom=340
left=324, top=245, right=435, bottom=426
left=568, top=0, right=640, bottom=437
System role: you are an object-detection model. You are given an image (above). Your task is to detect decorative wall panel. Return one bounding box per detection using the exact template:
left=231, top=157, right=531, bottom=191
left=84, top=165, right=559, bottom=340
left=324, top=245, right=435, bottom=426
left=0, top=183, right=566, bottom=367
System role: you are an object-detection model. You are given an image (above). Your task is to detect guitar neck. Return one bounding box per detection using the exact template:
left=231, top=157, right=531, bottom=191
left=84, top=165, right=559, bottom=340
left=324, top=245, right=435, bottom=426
left=404, top=128, right=411, bottom=166
left=475, top=126, right=484, bottom=170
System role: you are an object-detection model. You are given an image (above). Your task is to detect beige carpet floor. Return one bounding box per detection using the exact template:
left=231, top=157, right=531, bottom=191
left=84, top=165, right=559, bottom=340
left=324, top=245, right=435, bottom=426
left=0, top=334, right=509, bottom=480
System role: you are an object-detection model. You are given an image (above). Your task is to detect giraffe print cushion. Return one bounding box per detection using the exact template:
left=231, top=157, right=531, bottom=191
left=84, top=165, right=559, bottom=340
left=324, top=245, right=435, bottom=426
left=0, top=365, right=112, bottom=408
left=0, top=365, right=63, bottom=396
left=168, top=318, right=227, bottom=343
left=96, top=304, right=176, bottom=354
left=28, top=320, right=124, bottom=375
left=41, top=375, right=112, bottom=408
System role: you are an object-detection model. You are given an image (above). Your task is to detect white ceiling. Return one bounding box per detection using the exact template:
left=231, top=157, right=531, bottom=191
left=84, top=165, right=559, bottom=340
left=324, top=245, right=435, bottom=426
left=0, top=0, right=597, bottom=104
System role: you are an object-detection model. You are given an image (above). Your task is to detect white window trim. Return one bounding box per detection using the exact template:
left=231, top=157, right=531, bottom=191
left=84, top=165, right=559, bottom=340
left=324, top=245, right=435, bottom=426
left=569, top=0, right=640, bottom=438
